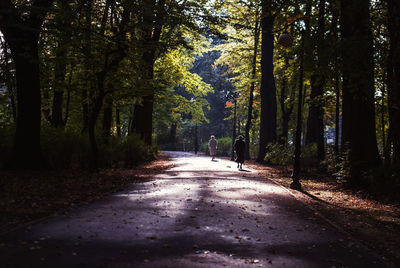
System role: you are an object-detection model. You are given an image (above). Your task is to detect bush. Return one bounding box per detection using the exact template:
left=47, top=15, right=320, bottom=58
left=40, top=126, right=156, bottom=169
left=264, top=143, right=293, bottom=165
left=200, top=137, right=232, bottom=156
left=122, top=133, right=156, bottom=168
left=1, top=124, right=157, bottom=170
left=0, top=127, right=14, bottom=168
left=301, top=143, right=320, bottom=168
left=41, top=125, right=89, bottom=169
left=216, top=137, right=232, bottom=156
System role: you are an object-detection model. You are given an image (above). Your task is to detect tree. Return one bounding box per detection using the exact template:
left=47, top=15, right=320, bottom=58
left=0, top=0, right=55, bottom=168
left=387, top=0, right=400, bottom=169
left=340, top=0, right=381, bottom=182
left=257, top=0, right=278, bottom=161
left=305, top=0, right=326, bottom=163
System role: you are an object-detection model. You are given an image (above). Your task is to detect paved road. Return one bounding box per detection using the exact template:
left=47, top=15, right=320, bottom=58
left=1, top=152, right=387, bottom=267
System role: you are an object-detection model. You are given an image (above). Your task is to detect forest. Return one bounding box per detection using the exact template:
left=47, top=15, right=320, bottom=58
left=0, top=0, right=399, bottom=193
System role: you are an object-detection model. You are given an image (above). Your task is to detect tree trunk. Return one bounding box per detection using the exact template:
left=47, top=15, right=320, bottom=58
left=387, top=0, right=400, bottom=168
left=340, top=0, right=381, bottom=182
left=231, top=98, right=237, bottom=161
left=102, top=96, right=113, bottom=139
left=169, top=123, right=177, bottom=150
left=257, top=0, right=277, bottom=162
left=81, top=0, right=93, bottom=133
left=194, top=124, right=198, bottom=154
left=132, top=95, right=154, bottom=145
left=291, top=31, right=306, bottom=188
left=131, top=0, right=165, bottom=146
left=245, top=15, right=260, bottom=160
left=334, top=73, right=340, bottom=155
left=0, top=1, right=55, bottom=168
left=51, top=42, right=67, bottom=128
left=0, top=26, right=41, bottom=168
left=51, top=0, right=71, bottom=128
left=279, top=57, right=294, bottom=145
left=116, top=108, right=121, bottom=137
left=305, top=0, right=326, bottom=162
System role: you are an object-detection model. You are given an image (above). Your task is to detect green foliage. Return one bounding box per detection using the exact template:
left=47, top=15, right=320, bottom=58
left=264, top=143, right=293, bottom=165
left=301, top=143, right=320, bottom=168
left=41, top=125, right=88, bottom=169
left=201, top=136, right=232, bottom=156
left=39, top=126, right=156, bottom=169
left=121, top=134, right=157, bottom=168
left=216, top=137, right=233, bottom=156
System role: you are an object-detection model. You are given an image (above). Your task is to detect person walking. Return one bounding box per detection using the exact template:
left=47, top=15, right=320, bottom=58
left=234, top=135, right=246, bottom=169
left=208, top=135, right=218, bottom=160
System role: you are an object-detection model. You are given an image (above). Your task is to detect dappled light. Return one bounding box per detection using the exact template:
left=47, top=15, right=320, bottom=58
left=1, top=0, right=400, bottom=266
left=1, top=153, right=389, bottom=267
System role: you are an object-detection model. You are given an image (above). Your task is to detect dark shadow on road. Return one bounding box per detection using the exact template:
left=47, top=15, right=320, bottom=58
left=299, top=190, right=333, bottom=205
left=0, top=153, right=387, bottom=268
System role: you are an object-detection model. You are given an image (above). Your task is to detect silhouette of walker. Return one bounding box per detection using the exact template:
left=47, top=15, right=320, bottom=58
left=234, top=135, right=245, bottom=170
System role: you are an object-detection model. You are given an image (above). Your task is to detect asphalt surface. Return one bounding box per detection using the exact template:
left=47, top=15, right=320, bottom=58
left=1, top=151, right=388, bottom=267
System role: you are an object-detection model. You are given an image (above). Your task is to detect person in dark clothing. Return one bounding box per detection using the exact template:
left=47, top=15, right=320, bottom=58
left=234, top=135, right=246, bottom=170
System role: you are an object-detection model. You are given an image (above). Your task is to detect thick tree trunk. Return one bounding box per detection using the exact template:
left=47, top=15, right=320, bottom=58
left=257, top=0, right=277, bottom=162
left=132, top=95, right=154, bottom=145
left=387, top=0, right=400, bottom=168
left=131, top=0, right=165, bottom=146
left=340, top=0, right=381, bottom=182
left=0, top=0, right=55, bottom=168
left=132, top=48, right=155, bottom=145
left=245, top=16, right=260, bottom=160
left=1, top=26, right=43, bottom=168
left=306, top=74, right=325, bottom=159
left=305, top=0, right=326, bottom=162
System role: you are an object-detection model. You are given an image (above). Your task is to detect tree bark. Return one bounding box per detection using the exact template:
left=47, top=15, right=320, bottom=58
left=0, top=0, right=55, bottom=168
left=102, top=96, right=113, bottom=139
left=387, top=0, right=400, bottom=168
left=279, top=57, right=294, bottom=145
left=51, top=0, right=71, bottom=128
left=340, top=0, right=381, bottom=182
left=51, top=42, right=67, bottom=128
left=334, top=73, right=340, bottom=154
left=245, top=14, right=260, bottom=160
left=131, top=0, right=165, bottom=145
left=169, top=123, right=177, bottom=150
left=305, top=0, right=326, bottom=162
left=116, top=108, right=121, bottom=137
left=257, top=0, right=277, bottom=162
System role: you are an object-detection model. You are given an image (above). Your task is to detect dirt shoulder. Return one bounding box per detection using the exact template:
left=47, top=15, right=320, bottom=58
left=245, top=161, right=400, bottom=266
left=0, top=153, right=174, bottom=235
